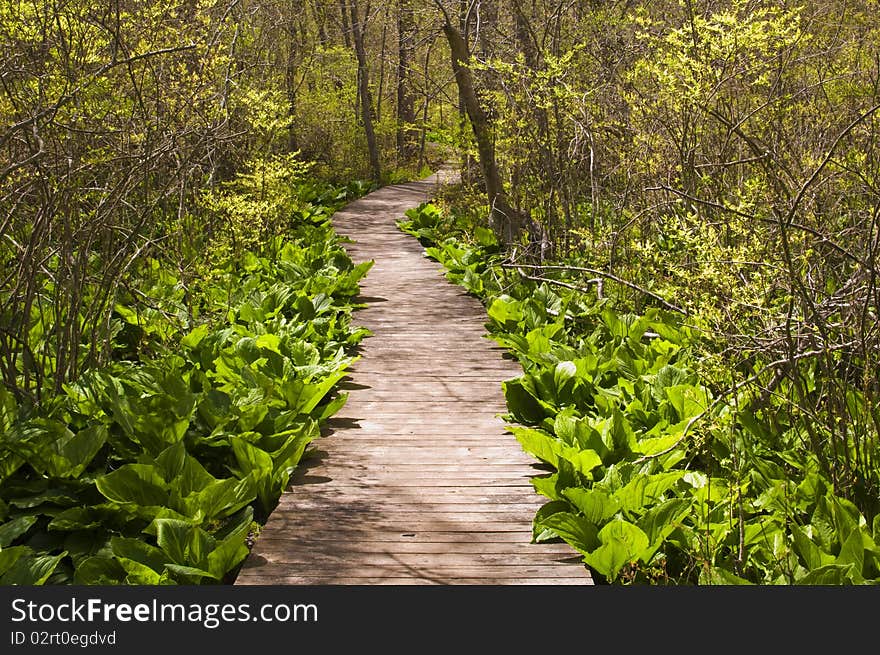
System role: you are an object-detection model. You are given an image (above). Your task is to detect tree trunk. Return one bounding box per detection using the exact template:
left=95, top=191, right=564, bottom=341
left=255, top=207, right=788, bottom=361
left=396, top=0, right=418, bottom=165
left=284, top=15, right=300, bottom=153
left=337, top=0, right=352, bottom=49
left=441, top=20, right=527, bottom=247
left=349, top=2, right=382, bottom=182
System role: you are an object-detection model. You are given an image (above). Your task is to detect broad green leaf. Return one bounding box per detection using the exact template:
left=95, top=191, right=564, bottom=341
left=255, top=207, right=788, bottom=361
left=238, top=404, right=269, bottom=432
left=316, top=392, right=348, bottom=421
left=154, top=441, right=188, bottom=482
left=664, top=384, right=708, bottom=421
left=796, top=472, right=827, bottom=506
left=828, top=494, right=860, bottom=547
left=47, top=508, right=102, bottom=532
left=164, top=563, right=218, bottom=581
left=160, top=444, right=222, bottom=500
left=231, top=439, right=276, bottom=512
left=836, top=529, right=865, bottom=578
left=791, top=525, right=833, bottom=570
left=74, top=556, right=126, bottom=585
left=559, top=446, right=603, bottom=477
left=509, top=427, right=559, bottom=466
left=199, top=389, right=233, bottom=429
left=0, top=451, right=25, bottom=483
left=633, top=420, right=687, bottom=457
left=110, top=537, right=169, bottom=573
left=637, top=497, right=692, bottom=557
left=530, top=474, right=560, bottom=500
left=0, top=515, right=38, bottom=547
left=503, top=379, right=546, bottom=425
left=255, top=333, right=283, bottom=354
left=599, top=519, right=650, bottom=555
left=562, top=488, right=620, bottom=524
left=552, top=408, right=580, bottom=446
left=737, top=409, right=771, bottom=442
left=117, top=557, right=164, bottom=584
left=191, top=477, right=255, bottom=521
left=206, top=515, right=252, bottom=579
left=811, top=496, right=837, bottom=552
left=651, top=365, right=692, bottom=403
left=474, top=226, right=497, bottom=247
left=96, top=464, right=169, bottom=506
left=603, top=409, right=637, bottom=455
left=271, top=431, right=313, bottom=477
left=616, top=471, right=684, bottom=513
left=180, top=324, right=211, bottom=350
left=155, top=519, right=207, bottom=566
left=532, top=500, right=571, bottom=541
left=65, top=425, right=108, bottom=472
left=0, top=386, right=17, bottom=433
left=38, top=424, right=108, bottom=479
left=795, top=564, right=852, bottom=585
left=581, top=545, right=631, bottom=581
left=487, top=295, right=523, bottom=326
left=537, top=512, right=600, bottom=555
left=280, top=369, right=346, bottom=415
left=0, top=545, right=28, bottom=574
left=0, top=551, right=67, bottom=585
left=582, top=520, right=649, bottom=580
left=231, top=438, right=273, bottom=477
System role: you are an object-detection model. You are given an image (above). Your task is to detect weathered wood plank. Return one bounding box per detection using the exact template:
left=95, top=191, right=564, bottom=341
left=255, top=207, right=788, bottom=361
left=250, top=552, right=583, bottom=568
left=235, top=172, right=591, bottom=586
left=240, top=565, right=585, bottom=578
left=238, top=576, right=590, bottom=585
left=251, top=540, right=574, bottom=553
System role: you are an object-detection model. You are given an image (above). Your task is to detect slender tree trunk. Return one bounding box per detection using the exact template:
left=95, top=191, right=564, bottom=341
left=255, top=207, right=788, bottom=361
left=396, top=0, right=417, bottom=165
left=349, top=2, right=382, bottom=182
left=377, top=5, right=388, bottom=123
left=457, top=0, right=476, bottom=185
left=441, top=19, right=527, bottom=247
left=337, top=0, right=352, bottom=49
left=284, top=14, right=300, bottom=152
left=417, top=37, right=435, bottom=171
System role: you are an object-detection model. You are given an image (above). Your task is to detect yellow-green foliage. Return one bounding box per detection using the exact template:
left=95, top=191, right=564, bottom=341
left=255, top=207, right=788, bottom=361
left=202, top=154, right=315, bottom=257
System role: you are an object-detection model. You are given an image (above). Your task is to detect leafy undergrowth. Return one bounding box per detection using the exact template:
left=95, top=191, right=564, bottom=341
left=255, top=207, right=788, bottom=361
left=400, top=203, right=880, bottom=585
left=0, top=180, right=372, bottom=585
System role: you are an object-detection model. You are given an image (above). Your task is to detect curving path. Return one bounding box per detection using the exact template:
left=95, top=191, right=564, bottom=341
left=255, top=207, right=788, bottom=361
left=234, top=171, right=592, bottom=585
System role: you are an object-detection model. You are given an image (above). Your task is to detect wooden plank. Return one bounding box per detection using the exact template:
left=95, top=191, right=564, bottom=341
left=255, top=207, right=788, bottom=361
left=259, top=532, right=548, bottom=544
left=239, top=565, right=587, bottom=578
left=251, top=540, right=575, bottom=554
left=250, top=552, right=583, bottom=568
left=287, top=474, right=542, bottom=486
left=238, top=576, right=592, bottom=586
left=277, top=487, right=540, bottom=500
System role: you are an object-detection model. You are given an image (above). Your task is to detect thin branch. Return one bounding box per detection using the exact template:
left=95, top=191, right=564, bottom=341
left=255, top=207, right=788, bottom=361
left=501, top=262, right=689, bottom=315
left=785, top=102, right=880, bottom=227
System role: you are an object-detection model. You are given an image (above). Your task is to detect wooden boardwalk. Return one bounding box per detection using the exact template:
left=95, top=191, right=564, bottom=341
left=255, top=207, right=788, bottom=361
left=234, top=172, right=592, bottom=585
